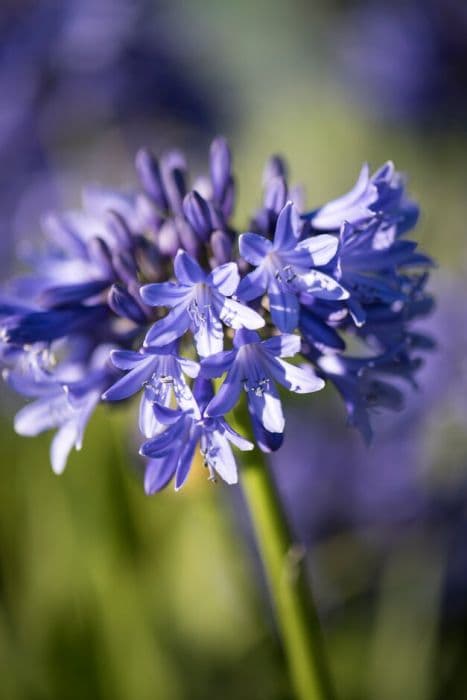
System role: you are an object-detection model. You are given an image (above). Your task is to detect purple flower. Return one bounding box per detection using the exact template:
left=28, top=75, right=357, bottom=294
left=5, top=349, right=114, bottom=474
left=238, top=202, right=348, bottom=332
left=102, top=343, right=199, bottom=437
left=307, top=162, right=418, bottom=232
left=0, top=137, right=434, bottom=489
left=141, top=250, right=264, bottom=356
left=315, top=353, right=405, bottom=444
left=140, top=380, right=253, bottom=493
left=202, top=329, right=324, bottom=450
left=334, top=1, right=467, bottom=127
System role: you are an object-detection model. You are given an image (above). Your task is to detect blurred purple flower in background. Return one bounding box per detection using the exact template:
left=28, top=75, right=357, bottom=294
left=335, top=0, right=467, bottom=127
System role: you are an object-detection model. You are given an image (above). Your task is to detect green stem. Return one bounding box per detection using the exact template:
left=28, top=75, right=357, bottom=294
left=239, top=443, right=336, bottom=700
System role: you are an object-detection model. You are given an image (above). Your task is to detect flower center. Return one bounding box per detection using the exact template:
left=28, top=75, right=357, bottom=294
left=199, top=431, right=221, bottom=482
left=188, top=283, right=212, bottom=327
left=267, top=252, right=297, bottom=285
left=244, top=377, right=270, bottom=396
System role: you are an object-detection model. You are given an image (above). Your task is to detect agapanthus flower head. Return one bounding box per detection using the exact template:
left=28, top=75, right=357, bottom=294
left=0, top=137, right=434, bottom=491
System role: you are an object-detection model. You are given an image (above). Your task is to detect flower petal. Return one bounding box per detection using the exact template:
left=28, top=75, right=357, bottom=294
left=140, top=282, right=189, bottom=307
left=261, top=333, right=301, bottom=358
left=200, top=350, right=236, bottom=378
left=205, top=363, right=243, bottom=416
left=14, top=395, right=65, bottom=436
left=109, top=284, right=147, bottom=324
left=144, top=454, right=178, bottom=494
left=263, top=356, right=325, bottom=393
left=144, top=304, right=191, bottom=346
left=248, top=407, right=283, bottom=453
left=213, top=293, right=264, bottom=330
left=153, top=403, right=186, bottom=425
left=273, top=201, right=300, bottom=250
left=299, top=311, right=346, bottom=352
left=51, top=422, right=79, bottom=475
left=139, top=391, right=160, bottom=439
left=207, top=430, right=238, bottom=484
left=310, top=164, right=375, bottom=229
left=178, top=357, right=200, bottom=379
left=293, top=234, right=338, bottom=266
left=207, top=262, right=240, bottom=296
left=102, top=355, right=157, bottom=401
left=110, top=349, right=146, bottom=370
left=175, top=433, right=199, bottom=490
left=193, top=308, right=224, bottom=357
left=222, top=421, right=254, bottom=451
left=299, top=270, right=350, bottom=300
left=236, top=265, right=268, bottom=302
left=268, top=277, right=299, bottom=332
left=173, top=250, right=206, bottom=285
left=4, top=370, right=58, bottom=398
left=247, top=381, right=285, bottom=434
left=239, top=233, right=272, bottom=266
left=140, top=419, right=186, bottom=458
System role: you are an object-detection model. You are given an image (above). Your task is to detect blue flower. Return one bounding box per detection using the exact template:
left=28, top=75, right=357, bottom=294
left=298, top=296, right=347, bottom=353
left=334, top=220, right=432, bottom=305
left=140, top=250, right=264, bottom=356
left=307, top=162, right=418, bottom=232
left=102, top=343, right=200, bottom=438
left=237, top=202, right=348, bottom=333
left=334, top=1, right=467, bottom=127
left=140, top=379, right=253, bottom=493
left=5, top=351, right=114, bottom=474
left=201, top=329, right=324, bottom=450
left=0, top=136, right=434, bottom=488
left=314, top=351, right=417, bottom=444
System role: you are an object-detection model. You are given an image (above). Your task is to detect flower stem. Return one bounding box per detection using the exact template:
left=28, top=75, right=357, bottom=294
left=239, top=445, right=336, bottom=700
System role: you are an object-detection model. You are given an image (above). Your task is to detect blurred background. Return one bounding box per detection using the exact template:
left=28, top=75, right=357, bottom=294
left=1, top=1, right=467, bottom=698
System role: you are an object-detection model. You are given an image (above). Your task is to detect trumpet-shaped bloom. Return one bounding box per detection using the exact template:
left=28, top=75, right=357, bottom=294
left=141, top=250, right=264, bottom=356
left=102, top=343, right=200, bottom=437
left=202, top=329, right=324, bottom=449
left=307, top=162, right=418, bottom=231
left=5, top=359, right=112, bottom=474
left=237, top=202, right=348, bottom=332
left=140, top=380, right=253, bottom=493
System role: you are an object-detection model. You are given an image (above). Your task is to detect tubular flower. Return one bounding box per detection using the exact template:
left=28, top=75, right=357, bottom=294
left=0, top=137, right=434, bottom=490
left=141, top=250, right=264, bottom=355
left=202, top=329, right=324, bottom=451
left=140, top=378, right=253, bottom=493
left=238, top=202, right=348, bottom=332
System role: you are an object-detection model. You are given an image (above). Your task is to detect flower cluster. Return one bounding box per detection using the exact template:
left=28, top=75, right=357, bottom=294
left=0, top=138, right=433, bottom=492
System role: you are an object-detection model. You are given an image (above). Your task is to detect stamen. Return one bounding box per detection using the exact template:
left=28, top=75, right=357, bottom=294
left=244, top=377, right=270, bottom=397
left=188, top=283, right=212, bottom=328
left=274, top=263, right=297, bottom=285
left=143, top=373, right=174, bottom=401
left=187, top=299, right=214, bottom=328
left=200, top=440, right=220, bottom=482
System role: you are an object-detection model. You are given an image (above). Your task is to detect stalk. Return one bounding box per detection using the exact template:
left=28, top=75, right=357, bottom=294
left=239, top=440, right=336, bottom=700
